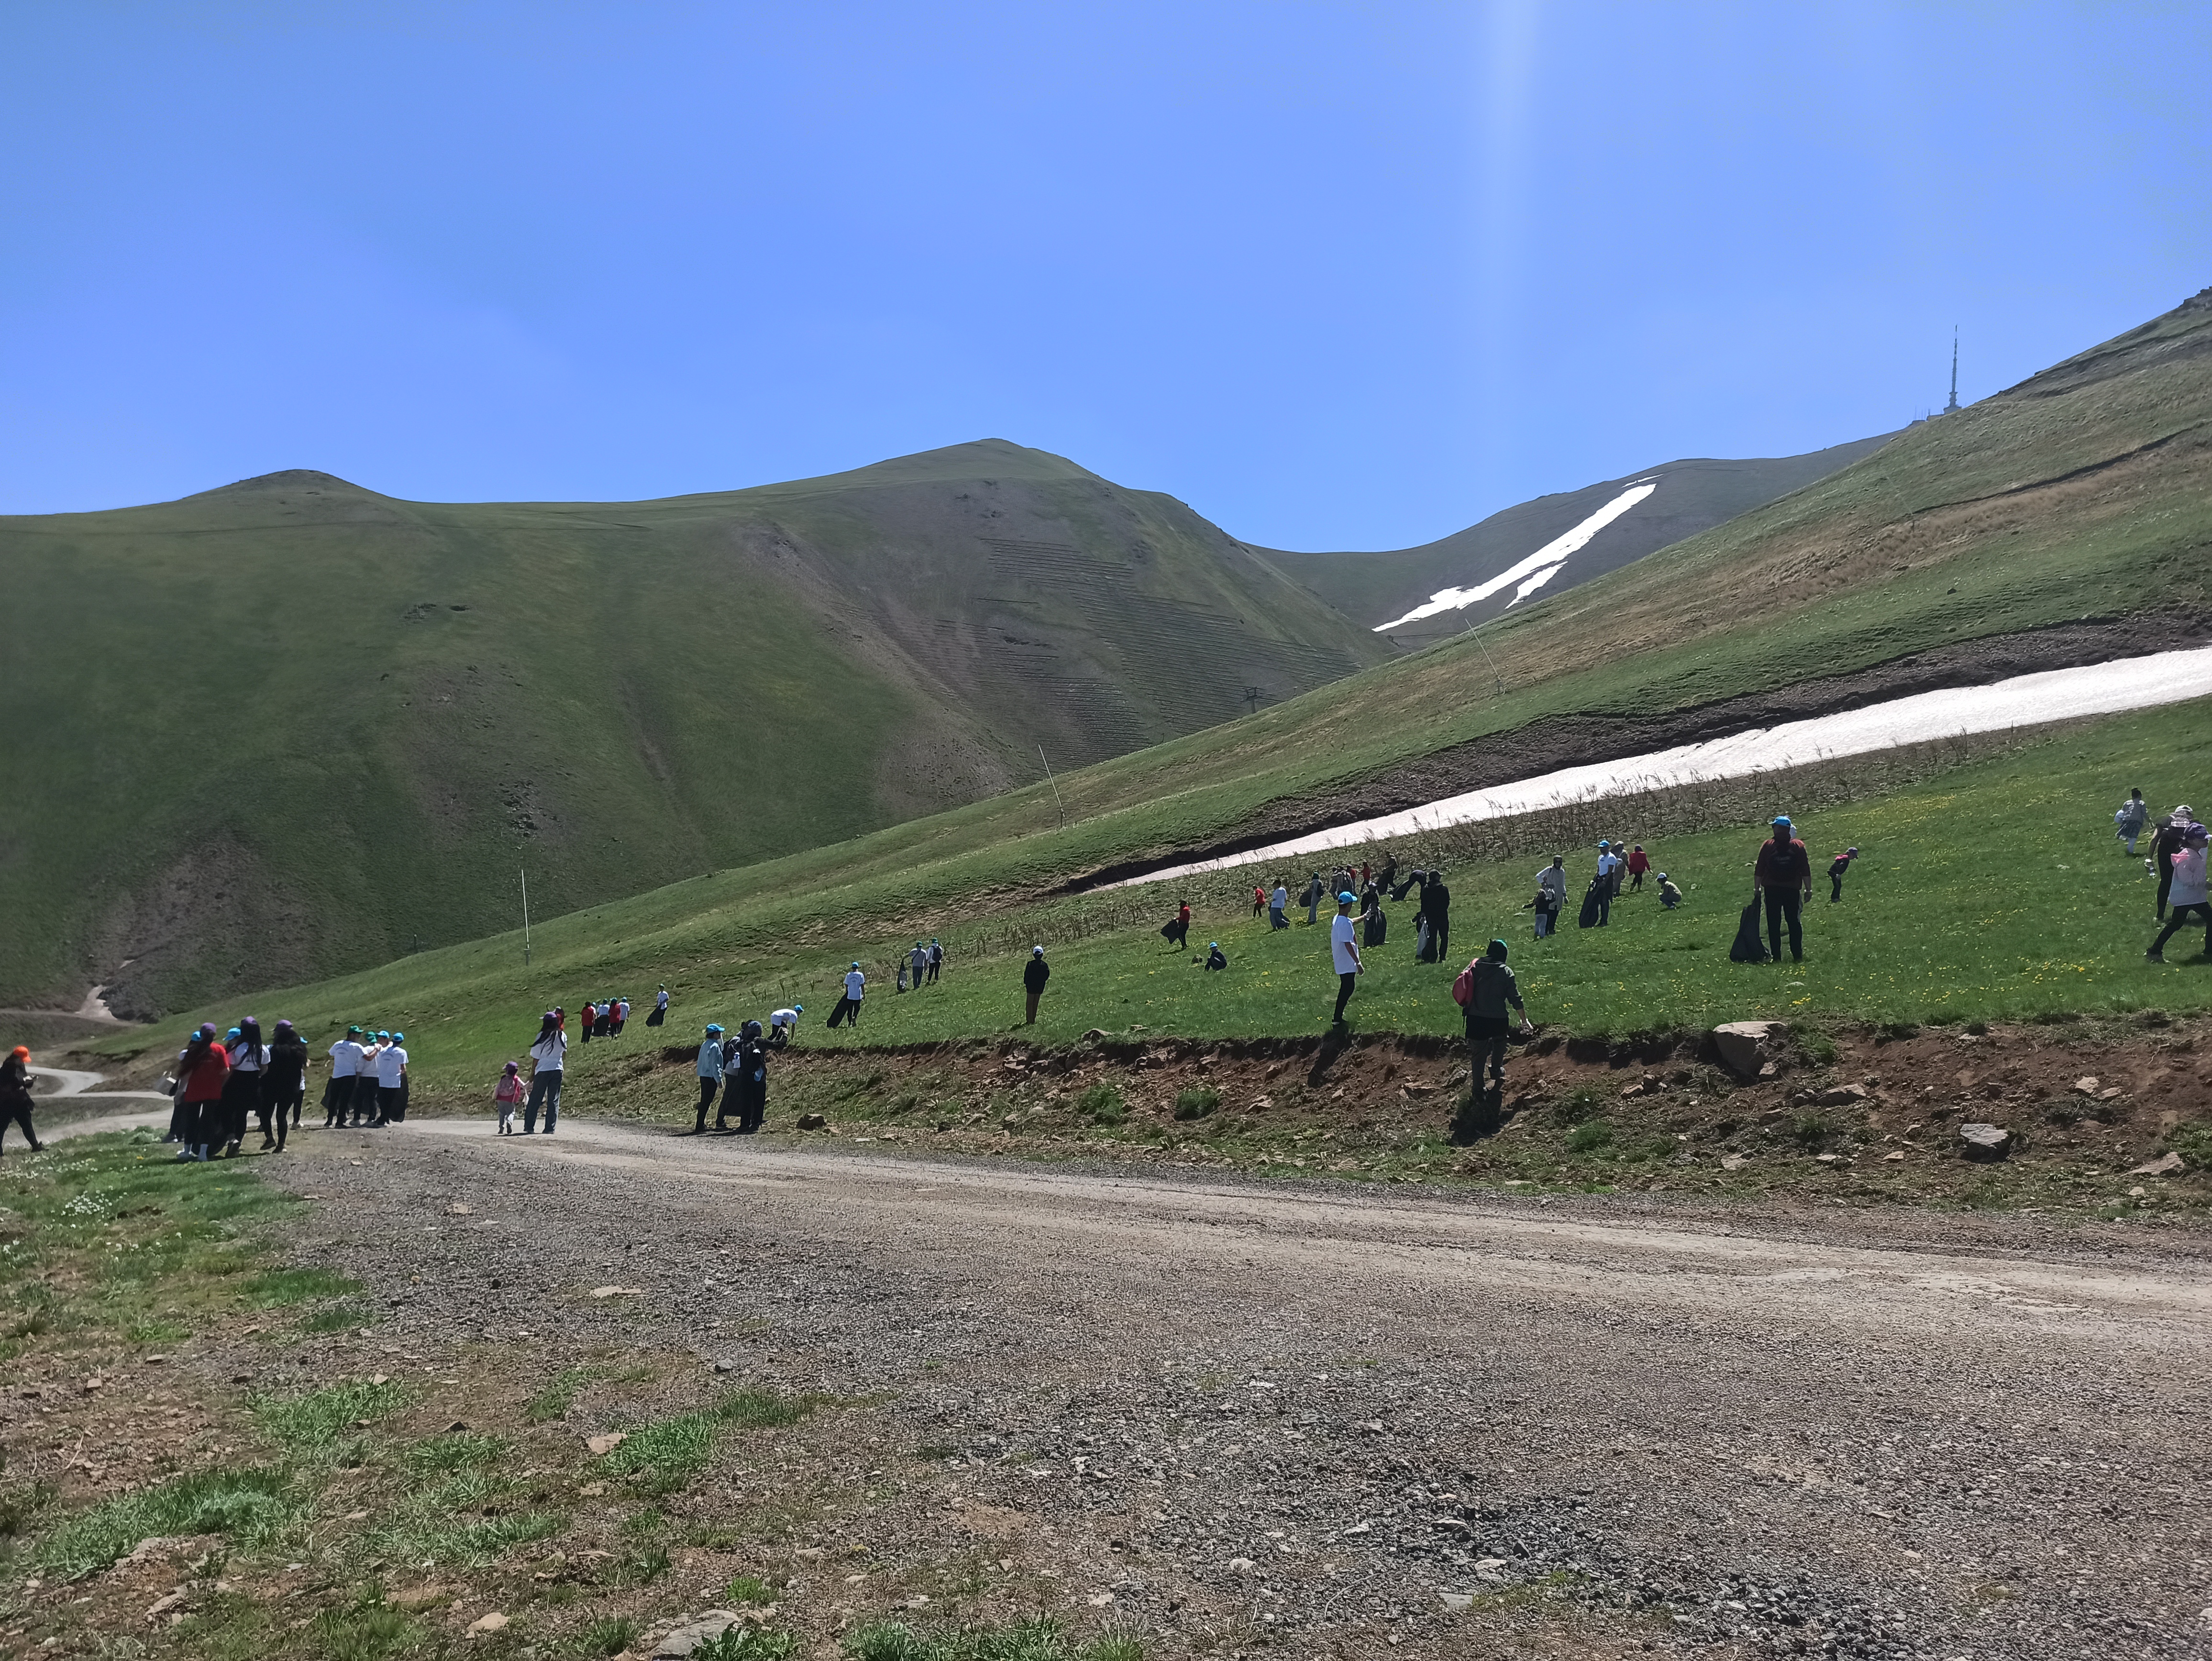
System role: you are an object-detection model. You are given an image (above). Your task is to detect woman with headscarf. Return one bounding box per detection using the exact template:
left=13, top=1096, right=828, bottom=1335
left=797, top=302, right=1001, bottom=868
left=263, top=1019, right=308, bottom=1151
left=222, top=1018, right=269, bottom=1158
left=175, top=1024, right=230, bottom=1162
left=526, top=1010, right=566, bottom=1134
left=0, top=1044, right=42, bottom=1157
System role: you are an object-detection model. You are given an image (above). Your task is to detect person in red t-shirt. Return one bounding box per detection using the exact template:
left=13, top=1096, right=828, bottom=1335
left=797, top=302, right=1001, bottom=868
left=175, top=1024, right=231, bottom=1162
left=1752, top=816, right=1814, bottom=963
left=1626, top=844, right=1650, bottom=891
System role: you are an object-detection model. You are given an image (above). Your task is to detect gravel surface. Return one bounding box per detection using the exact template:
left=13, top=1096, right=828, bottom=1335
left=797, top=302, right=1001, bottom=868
left=245, top=1118, right=2212, bottom=1659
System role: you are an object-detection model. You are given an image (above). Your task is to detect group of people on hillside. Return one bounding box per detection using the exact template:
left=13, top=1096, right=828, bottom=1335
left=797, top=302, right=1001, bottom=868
left=2122, top=791, right=2212, bottom=962
left=894, top=940, right=945, bottom=993
left=161, top=1017, right=387, bottom=1160
left=576, top=987, right=669, bottom=1042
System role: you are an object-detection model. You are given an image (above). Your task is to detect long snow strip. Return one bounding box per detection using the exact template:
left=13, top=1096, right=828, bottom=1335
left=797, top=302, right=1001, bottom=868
left=1373, top=479, right=1658, bottom=632
left=1110, top=645, right=2212, bottom=889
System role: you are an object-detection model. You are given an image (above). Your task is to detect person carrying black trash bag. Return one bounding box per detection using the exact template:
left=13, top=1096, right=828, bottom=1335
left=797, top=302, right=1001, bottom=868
left=827, top=963, right=865, bottom=1028
left=1023, top=945, right=1051, bottom=1025
left=0, top=1044, right=43, bottom=1158
left=1161, top=901, right=1192, bottom=952
left=730, top=1019, right=770, bottom=1133
left=646, top=985, right=668, bottom=1028
left=1578, top=873, right=1607, bottom=929
left=1362, top=885, right=1387, bottom=949
left=1754, top=815, right=1814, bottom=963
left=1453, top=939, right=1534, bottom=1091
left=692, top=1024, right=725, bottom=1133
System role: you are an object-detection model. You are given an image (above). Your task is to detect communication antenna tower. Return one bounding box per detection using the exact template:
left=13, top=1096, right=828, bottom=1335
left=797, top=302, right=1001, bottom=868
left=1944, top=327, right=1961, bottom=415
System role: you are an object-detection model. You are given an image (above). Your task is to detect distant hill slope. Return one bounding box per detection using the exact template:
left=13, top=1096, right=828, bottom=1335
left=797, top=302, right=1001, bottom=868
left=106, top=289, right=2212, bottom=1081
left=0, top=440, right=1389, bottom=1014
left=1265, top=436, right=1894, bottom=644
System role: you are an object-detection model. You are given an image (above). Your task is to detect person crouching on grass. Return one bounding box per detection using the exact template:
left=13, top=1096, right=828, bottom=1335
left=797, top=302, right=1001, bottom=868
left=1329, top=890, right=1363, bottom=1027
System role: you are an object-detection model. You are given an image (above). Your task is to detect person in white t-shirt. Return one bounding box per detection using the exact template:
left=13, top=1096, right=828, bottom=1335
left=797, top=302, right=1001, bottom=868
left=830, top=964, right=866, bottom=1028
left=325, top=1026, right=365, bottom=1128
left=373, top=1035, right=409, bottom=1125
left=526, top=1011, right=566, bottom=1133
left=768, top=1006, right=802, bottom=1047
left=1269, top=882, right=1291, bottom=930
left=1329, top=890, right=1363, bottom=1026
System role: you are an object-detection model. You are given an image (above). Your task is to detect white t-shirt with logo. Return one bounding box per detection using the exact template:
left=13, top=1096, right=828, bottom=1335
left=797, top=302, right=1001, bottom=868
left=328, top=1039, right=364, bottom=1078
left=374, top=1045, right=409, bottom=1087
left=1330, top=913, right=1360, bottom=974
left=771, top=1008, right=798, bottom=1032
left=845, top=970, right=866, bottom=1000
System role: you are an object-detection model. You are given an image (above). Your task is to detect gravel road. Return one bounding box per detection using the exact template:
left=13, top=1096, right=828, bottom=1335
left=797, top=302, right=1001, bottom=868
left=256, top=1118, right=2210, bottom=1659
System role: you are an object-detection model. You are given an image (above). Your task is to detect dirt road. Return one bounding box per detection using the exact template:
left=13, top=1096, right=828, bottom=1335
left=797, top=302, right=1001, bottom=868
left=250, top=1116, right=2210, bottom=1658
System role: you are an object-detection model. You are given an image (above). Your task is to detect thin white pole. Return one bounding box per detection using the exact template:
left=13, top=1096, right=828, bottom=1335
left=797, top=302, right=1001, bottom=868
left=520, top=868, right=531, bottom=966
left=1038, top=745, right=1066, bottom=831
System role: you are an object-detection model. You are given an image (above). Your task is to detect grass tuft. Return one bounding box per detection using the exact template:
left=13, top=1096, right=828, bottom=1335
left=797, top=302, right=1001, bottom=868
left=1171, top=1085, right=1220, bottom=1121
left=37, top=1467, right=301, bottom=1578
left=255, top=1378, right=411, bottom=1457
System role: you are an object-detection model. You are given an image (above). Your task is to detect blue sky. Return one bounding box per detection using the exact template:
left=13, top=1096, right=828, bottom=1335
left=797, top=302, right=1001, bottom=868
left=2, top=1, right=2206, bottom=548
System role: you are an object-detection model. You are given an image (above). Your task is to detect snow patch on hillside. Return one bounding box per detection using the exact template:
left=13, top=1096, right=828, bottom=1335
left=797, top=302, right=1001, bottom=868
left=1374, top=479, right=1658, bottom=632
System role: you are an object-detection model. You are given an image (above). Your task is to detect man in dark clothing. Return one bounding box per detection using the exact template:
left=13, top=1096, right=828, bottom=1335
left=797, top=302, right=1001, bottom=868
left=263, top=1020, right=309, bottom=1151
left=1425, top=874, right=1452, bottom=964
left=1753, top=815, right=1814, bottom=963
left=1458, top=940, right=1534, bottom=1087
left=1023, top=946, right=1050, bottom=1024
left=2152, top=809, right=2192, bottom=920
left=725, top=1021, right=768, bottom=1132
left=0, top=1045, right=43, bottom=1157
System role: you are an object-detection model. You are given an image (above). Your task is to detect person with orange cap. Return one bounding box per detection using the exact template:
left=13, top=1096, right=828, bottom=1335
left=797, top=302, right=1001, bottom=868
left=0, top=1044, right=42, bottom=1156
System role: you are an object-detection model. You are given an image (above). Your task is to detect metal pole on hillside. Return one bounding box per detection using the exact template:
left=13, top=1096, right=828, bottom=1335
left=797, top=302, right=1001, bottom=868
left=1038, top=745, right=1066, bottom=831
left=1464, top=617, right=1505, bottom=695
left=520, top=868, right=532, bottom=967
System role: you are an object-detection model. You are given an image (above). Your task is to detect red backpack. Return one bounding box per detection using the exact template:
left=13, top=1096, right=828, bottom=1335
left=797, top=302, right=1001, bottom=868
left=1450, top=958, right=1479, bottom=1008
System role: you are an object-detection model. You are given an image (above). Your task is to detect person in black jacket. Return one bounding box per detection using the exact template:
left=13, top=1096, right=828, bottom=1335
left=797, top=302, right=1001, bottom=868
left=0, top=1045, right=42, bottom=1157
left=262, top=1020, right=309, bottom=1151
left=1753, top=816, right=1814, bottom=963
left=1022, top=946, right=1051, bottom=1025
left=730, top=1020, right=769, bottom=1133
left=1422, top=873, right=1452, bottom=964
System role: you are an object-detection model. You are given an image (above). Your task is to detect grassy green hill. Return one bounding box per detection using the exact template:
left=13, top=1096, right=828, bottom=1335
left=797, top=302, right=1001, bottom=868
left=0, top=440, right=1389, bottom=1015
left=1267, top=434, right=1894, bottom=644
left=69, top=288, right=2212, bottom=1093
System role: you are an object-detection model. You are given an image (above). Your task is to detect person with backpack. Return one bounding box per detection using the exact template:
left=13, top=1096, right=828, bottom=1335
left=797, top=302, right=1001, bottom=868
left=0, top=1045, right=43, bottom=1158
left=175, top=1025, right=230, bottom=1162
left=525, top=1010, right=566, bottom=1133
left=2116, top=789, right=2149, bottom=856
left=692, top=1024, right=725, bottom=1132
left=1454, top=940, right=1534, bottom=1090
left=1626, top=844, right=1650, bottom=892
left=1754, top=815, right=1814, bottom=963
left=494, top=1061, right=525, bottom=1133
left=264, top=1019, right=308, bottom=1151
left=1329, top=890, right=1364, bottom=1026
left=2152, top=808, right=2193, bottom=920
left=1827, top=847, right=1859, bottom=902
left=1023, top=945, right=1051, bottom=1024
left=927, top=940, right=943, bottom=984
left=2147, top=822, right=2212, bottom=962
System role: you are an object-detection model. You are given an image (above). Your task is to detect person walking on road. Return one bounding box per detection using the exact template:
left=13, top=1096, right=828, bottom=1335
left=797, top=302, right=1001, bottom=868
left=495, top=1061, right=524, bottom=1134
left=1022, top=945, right=1051, bottom=1024
left=222, top=1019, right=268, bottom=1157
left=2153, top=808, right=2193, bottom=920
left=1754, top=815, right=1814, bottom=963
left=374, top=1032, right=409, bottom=1123
left=176, top=1025, right=230, bottom=1162
left=2116, top=788, right=2149, bottom=856
left=0, top=1045, right=43, bottom=1157
left=692, top=1024, right=725, bottom=1132
left=324, top=1026, right=365, bottom=1127
left=525, top=1010, right=566, bottom=1134
left=2148, top=822, right=2212, bottom=962
left=1454, top=939, right=1534, bottom=1090
left=1329, top=890, right=1364, bottom=1026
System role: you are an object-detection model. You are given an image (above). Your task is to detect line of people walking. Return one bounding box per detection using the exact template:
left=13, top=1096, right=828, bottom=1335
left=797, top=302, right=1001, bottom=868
left=163, top=1016, right=358, bottom=1160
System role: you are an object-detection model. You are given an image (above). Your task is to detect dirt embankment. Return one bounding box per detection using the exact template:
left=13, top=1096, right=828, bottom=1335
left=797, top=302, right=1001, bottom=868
left=1073, top=609, right=2212, bottom=888
left=562, top=1011, right=2212, bottom=1223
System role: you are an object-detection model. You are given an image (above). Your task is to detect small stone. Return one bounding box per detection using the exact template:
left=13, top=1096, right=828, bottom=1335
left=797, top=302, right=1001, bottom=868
left=2098, top=1087, right=2125, bottom=1102
left=389, top=1586, right=446, bottom=1612
left=444, top=1420, right=468, bottom=1433
left=1473, top=1557, right=1509, bottom=1582
left=144, top=1591, right=188, bottom=1621
left=466, top=1611, right=508, bottom=1635
left=1719, top=1154, right=1748, bottom=1171
left=1814, top=1152, right=1841, bottom=1164
left=1959, top=1123, right=2012, bottom=1160
left=370, top=1373, right=389, bottom=1385
left=2129, top=1151, right=2185, bottom=1177
left=796, top=1113, right=828, bottom=1131
left=1228, top=1557, right=1257, bottom=1573
left=2073, top=1076, right=2099, bottom=1096
left=1817, top=1083, right=1869, bottom=1107
left=589, top=1285, right=643, bottom=1298
left=448, top=1202, right=474, bottom=1215
left=1438, top=1592, right=1475, bottom=1611
left=1712, top=1020, right=1789, bottom=1076
left=1087, top=1592, right=1115, bottom=1606
left=578, top=1482, right=606, bottom=1496
left=586, top=1432, right=627, bottom=1456
left=1883, top=1150, right=1906, bottom=1161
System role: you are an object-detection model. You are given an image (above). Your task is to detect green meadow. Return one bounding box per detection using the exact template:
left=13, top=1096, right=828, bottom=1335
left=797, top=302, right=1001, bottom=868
left=106, top=696, right=2212, bottom=1101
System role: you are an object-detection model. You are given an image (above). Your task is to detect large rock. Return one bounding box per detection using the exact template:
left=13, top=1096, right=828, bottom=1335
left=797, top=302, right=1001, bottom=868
left=2130, top=1151, right=2185, bottom=1177
left=1959, top=1123, right=2012, bottom=1160
left=1711, top=1020, right=1790, bottom=1077
left=654, top=1612, right=743, bottom=1657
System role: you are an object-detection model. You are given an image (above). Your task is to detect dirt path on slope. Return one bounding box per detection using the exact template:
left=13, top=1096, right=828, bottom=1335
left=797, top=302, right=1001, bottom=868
left=232, top=1116, right=2211, bottom=1659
